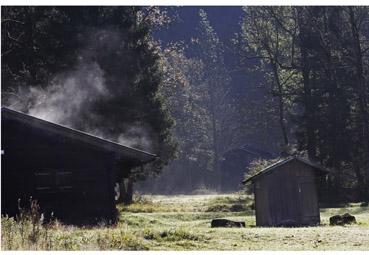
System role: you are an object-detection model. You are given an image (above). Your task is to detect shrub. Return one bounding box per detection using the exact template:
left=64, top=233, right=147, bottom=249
left=1, top=215, right=16, bottom=250
left=243, top=158, right=281, bottom=193
left=96, top=229, right=148, bottom=250
left=1, top=198, right=56, bottom=250
left=158, top=228, right=202, bottom=242
left=143, top=228, right=156, bottom=240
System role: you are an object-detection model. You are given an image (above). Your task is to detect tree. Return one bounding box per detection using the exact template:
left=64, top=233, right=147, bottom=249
left=192, top=9, right=236, bottom=189
left=2, top=6, right=177, bottom=203
left=238, top=6, right=369, bottom=201
left=156, top=44, right=216, bottom=192
left=1, top=7, right=76, bottom=92
left=341, top=7, right=369, bottom=200
left=136, top=10, right=244, bottom=193
left=239, top=7, right=299, bottom=148
left=292, top=7, right=369, bottom=200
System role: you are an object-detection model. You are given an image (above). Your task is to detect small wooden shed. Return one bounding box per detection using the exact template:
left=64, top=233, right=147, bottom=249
left=243, top=157, right=329, bottom=227
left=1, top=107, right=157, bottom=224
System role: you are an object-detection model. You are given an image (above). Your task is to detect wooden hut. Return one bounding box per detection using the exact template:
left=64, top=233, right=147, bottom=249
left=1, top=107, right=157, bottom=224
left=243, top=157, right=329, bottom=227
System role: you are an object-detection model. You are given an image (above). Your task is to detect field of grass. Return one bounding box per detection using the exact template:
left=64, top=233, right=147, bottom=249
left=1, top=193, right=369, bottom=250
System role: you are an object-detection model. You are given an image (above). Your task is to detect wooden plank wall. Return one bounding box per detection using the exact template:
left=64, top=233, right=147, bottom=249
left=254, top=160, right=321, bottom=226
left=1, top=116, right=120, bottom=224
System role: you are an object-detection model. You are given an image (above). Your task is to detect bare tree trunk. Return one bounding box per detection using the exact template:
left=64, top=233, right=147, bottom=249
left=210, top=93, right=222, bottom=190
left=271, top=60, right=289, bottom=146
left=353, top=163, right=367, bottom=201
left=301, top=64, right=317, bottom=160
left=297, top=8, right=317, bottom=160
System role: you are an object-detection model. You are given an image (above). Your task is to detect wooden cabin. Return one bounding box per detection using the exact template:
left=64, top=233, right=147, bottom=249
left=1, top=107, right=157, bottom=224
left=243, top=157, right=329, bottom=227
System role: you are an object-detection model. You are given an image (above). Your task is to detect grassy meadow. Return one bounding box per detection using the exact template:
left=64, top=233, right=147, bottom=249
left=1, top=193, right=369, bottom=250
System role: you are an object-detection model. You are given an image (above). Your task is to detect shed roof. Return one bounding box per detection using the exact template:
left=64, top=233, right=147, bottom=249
left=239, top=144, right=275, bottom=158
left=242, top=156, right=329, bottom=184
left=1, top=107, right=157, bottom=163
left=223, top=144, right=275, bottom=159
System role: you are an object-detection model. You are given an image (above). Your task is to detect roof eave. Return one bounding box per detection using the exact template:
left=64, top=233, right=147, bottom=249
left=242, top=156, right=330, bottom=185
left=2, top=107, right=158, bottom=162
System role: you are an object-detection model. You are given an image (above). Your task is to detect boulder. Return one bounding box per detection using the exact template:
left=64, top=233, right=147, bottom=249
left=329, top=215, right=343, bottom=226
left=342, top=213, right=356, bottom=224
left=329, top=213, right=356, bottom=225
left=360, top=202, right=368, bottom=207
left=211, top=218, right=245, bottom=228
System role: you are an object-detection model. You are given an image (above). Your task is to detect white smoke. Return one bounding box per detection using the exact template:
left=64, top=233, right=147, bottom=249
left=10, top=62, right=107, bottom=126
left=117, top=125, right=153, bottom=150
left=5, top=39, right=153, bottom=151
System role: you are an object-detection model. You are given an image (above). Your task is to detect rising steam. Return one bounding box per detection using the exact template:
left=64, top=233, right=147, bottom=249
left=4, top=29, right=153, bottom=151
left=9, top=61, right=107, bottom=126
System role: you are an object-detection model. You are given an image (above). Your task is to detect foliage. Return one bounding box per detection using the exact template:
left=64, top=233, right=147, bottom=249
left=149, top=9, right=239, bottom=193
left=156, top=43, right=214, bottom=190
left=244, top=158, right=281, bottom=180
left=238, top=6, right=369, bottom=201
left=194, top=9, right=236, bottom=183
left=239, top=7, right=299, bottom=147
left=138, top=8, right=241, bottom=193
left=1, top=199, right=57, bottom=250
left=1, top=6, right=177, bottom=182
left=242, top=158, right=281, bottom=193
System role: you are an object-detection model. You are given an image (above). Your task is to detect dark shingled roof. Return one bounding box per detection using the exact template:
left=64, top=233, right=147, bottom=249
left=242, top=156, right=329, bottom=184
left=1, top=107, right=157, bottom=163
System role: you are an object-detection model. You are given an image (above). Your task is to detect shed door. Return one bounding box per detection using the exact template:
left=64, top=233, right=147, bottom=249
left=268, top=179, right=300, bottom=226
left=299, top=181, right=319, bottom=222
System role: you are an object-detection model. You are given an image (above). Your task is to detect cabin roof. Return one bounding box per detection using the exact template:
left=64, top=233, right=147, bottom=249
left=239, top=144, right=275, bottom=158
left=242, top=156, right=329, bottom=184
left=223, top=144, right=275, bottom=159
left=1, top=107, right=157, bottom=163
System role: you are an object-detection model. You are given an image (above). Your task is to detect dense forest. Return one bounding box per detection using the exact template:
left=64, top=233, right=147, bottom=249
left=2, top=6, right=369, bottom=202
left=139, top=6, right=369, bottom=203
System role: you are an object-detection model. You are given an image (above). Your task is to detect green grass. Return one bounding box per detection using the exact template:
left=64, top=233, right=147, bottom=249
left=2, top=193, right=369, bottom=250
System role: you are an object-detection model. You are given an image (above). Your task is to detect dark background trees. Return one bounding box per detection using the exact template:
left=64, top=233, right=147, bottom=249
left=238, top=6, right=369, bottom=201
left=2, top=6, right=368, bottom=202
left=138, top=6, right=369, bottom=201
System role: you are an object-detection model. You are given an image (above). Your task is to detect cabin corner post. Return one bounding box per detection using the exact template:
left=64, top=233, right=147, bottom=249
left=253, top=180, right=259, bottom=226
left=106, top=152, right=119, bottom=223
left=315, top=175, right=322, bottom=225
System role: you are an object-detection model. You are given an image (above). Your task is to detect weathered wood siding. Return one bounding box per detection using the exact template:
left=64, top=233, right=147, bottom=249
left=254, top=159, right=321, bottom=226
left=1, top=113, right=120, bottom=224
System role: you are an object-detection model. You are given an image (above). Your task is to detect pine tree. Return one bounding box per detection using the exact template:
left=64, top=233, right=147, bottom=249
left=194, top=9, right=235, bottom=189
left=239, top=6, right=369, bottom=201
left=2, top=7, right=177, bottom=203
